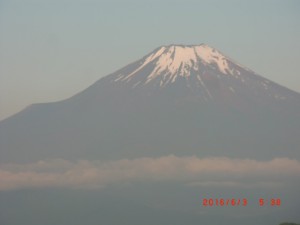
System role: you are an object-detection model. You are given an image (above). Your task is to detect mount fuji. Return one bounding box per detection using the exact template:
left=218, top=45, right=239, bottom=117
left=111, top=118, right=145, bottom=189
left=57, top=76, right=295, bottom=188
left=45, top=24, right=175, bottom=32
left=1, top=44, right=300, bottom=163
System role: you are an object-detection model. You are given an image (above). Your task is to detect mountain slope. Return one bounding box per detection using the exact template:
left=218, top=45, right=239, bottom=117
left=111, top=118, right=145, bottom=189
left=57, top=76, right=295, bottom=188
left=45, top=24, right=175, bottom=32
left=1, top=44, right=300, bottom=163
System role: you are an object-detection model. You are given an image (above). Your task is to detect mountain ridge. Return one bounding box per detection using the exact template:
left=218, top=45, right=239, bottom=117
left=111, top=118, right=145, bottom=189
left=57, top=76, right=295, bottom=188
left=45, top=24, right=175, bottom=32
left=1, top=44, right=300, bottom=163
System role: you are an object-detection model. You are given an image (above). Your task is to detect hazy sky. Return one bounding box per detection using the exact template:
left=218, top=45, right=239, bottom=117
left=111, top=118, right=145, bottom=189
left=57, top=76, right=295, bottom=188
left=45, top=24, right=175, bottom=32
left=1, top=0, right=300, bottom=120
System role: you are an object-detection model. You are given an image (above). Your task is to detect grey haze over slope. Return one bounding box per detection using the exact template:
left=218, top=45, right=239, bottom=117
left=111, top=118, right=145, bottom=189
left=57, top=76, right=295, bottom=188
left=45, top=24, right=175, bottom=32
left=1, top=44, right=300, bottom=163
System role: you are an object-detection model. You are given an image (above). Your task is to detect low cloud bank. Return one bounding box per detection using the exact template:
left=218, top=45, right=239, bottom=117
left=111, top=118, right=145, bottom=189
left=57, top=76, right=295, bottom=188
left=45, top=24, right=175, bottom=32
left=0, top=155, right=299, bottom=191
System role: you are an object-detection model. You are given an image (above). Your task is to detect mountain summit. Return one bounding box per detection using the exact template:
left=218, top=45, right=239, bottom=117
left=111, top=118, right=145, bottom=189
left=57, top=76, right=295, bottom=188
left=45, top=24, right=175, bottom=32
left=115, top=44, right=250, bottom=87
left=97, top=44, right=299, bottom=106
left=1, top=44, right=300, bottom=163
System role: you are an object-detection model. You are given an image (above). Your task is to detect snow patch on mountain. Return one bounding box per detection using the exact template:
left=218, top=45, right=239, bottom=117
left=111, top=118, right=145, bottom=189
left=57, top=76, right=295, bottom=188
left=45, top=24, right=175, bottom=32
left=119, top=44, right=251, bottom=87
left=107, top=44, right=298, bottom=104
left=194, top=45, right=232, bottom=74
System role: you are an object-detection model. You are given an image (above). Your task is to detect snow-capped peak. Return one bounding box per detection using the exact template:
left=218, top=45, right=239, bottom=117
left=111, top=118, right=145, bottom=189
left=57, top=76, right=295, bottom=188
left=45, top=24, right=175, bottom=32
left=117, top=44, right=251, bottom=87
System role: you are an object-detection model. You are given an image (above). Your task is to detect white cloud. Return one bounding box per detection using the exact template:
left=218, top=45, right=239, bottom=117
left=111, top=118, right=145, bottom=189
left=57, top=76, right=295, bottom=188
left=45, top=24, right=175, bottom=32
left=0, top=155, right=299, bottom=191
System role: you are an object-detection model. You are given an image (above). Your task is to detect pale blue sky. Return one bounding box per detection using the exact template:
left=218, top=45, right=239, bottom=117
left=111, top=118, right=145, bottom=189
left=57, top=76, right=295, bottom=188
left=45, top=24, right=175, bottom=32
left=1, top=0, right=300, bottom=120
